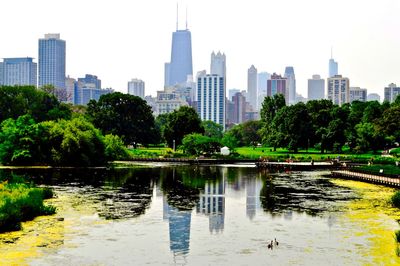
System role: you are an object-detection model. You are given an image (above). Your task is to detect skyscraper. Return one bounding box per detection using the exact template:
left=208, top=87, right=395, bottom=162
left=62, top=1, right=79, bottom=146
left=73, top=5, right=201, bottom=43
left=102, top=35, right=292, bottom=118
left=349, top=87, right=367, bottom=102
left=164, top=25, right=193, bottom=87
left=128, top=78, right=145, bottom=99
left=38, top=33, right=66, bottom=89
left=257, top=72, right=270, bottom=110
left=65, top=76, right=77, bottom=104
left=267, top=73, right=287, bottom=102
left=232, top=92, right=246, bottom=124
left=247, top=65, right=257, bottom=110
left=384, top=83, right=400, bottom=103
left=0, top=62, right=4, bottom=85
left=210, top=51, right=226, bottom=78
left=78, top=74, right=101, bottom=90
left=327, top=75, right=349, bottom=105
left=329, top=50, right=338, bottom=78
left=2, top=57, right=37, bottom=86
left=197, top=72, right=225, bottom=129
left=307, top=74, right=325, bottom=100
left=284, top=66, right=296, bottom=105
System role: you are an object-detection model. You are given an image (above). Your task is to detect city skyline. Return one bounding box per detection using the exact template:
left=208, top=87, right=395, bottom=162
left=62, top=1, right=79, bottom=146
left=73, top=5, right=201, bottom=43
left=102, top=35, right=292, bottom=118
left=1, top=0, right=399, bottom=98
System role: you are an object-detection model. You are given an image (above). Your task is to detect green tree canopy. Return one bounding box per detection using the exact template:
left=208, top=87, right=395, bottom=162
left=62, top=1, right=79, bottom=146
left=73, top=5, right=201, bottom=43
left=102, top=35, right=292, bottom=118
left=0, top=85, right=71, bottom=123
left=259, top=94, right=286, bottom=145
left=86, top=92, right=159, bottom=147
left=181, top=133, right=221, bottom=155
left=271, top=103, right=312, bottom=152
left=0, top=115, right=45, bottom=165
left=202, top=120, right=223, bottom=139
left=163, top=106, right=204, bottom=148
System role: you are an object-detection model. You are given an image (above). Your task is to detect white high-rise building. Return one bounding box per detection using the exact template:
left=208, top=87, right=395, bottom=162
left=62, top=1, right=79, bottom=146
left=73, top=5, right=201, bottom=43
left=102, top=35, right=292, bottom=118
left=307, top=74, right=325, bottom=100
left=327, top=75, right=349, bottom=106
left=247, top=65, right=257, bottom=110
left=210, top=51, right=226, bottom=78
left=384, top=83, right=400, bottom=103
left=0, top=62, right=4, bottom=85
left=197, top=72, right=225, bottom=129
left=257, top=72, right=270, bottom=110
left=2, top=58, right=37, bottom=86
left=128, top=78, right=145, bottom=99
left=284, top=66, right=296, bottom=105
left=65, top=76, right=77, bottom=104
left=349, top=87, right=367, bottom=102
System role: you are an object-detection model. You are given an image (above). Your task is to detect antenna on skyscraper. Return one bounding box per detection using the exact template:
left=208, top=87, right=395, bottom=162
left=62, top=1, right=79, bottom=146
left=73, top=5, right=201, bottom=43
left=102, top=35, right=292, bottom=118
left=185, top=6, right=188, bottom=29
left=176, top=2, right=179, bottom=30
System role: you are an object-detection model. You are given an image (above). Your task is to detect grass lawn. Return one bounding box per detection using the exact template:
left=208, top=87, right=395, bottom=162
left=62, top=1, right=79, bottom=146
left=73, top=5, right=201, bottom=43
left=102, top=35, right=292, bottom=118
left=126, top=145, right=398, bottom=163
left=235, top=146, right=386, bottom=162
left=128, top=147, right=185, bottom=158
left=357, top=164, right=400, bottom=176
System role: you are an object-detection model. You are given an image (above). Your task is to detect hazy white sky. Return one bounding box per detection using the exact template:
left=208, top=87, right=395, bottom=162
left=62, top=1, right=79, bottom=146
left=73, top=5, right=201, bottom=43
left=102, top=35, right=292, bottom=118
left=1, top=0, right=399, bottom=98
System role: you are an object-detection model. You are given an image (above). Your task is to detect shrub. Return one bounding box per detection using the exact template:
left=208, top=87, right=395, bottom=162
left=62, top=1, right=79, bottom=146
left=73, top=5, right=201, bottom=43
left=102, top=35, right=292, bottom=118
left=104, top=134, right=130, bottom=161
left=0, top=183, right=56, bottom=233
left=395, top=230, right=400, bottom=243
left=391, top=191, right=400, bottom=208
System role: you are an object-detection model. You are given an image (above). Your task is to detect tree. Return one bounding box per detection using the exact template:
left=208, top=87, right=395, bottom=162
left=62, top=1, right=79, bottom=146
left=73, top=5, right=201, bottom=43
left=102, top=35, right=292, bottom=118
left=86, top=92, right=158, bottom=147
left=259, top=94, right=286, bottom=145
left=379, top=106, right=400, bottom=144
left=241, top=120, right=262, bottom=146
left=271, top=103, right=312, bottom=152
left=104, top=134, right=130, bottom=160
left=362, top=101, right=382, bottom=124
left=181, top=133, right=221, bottom=155
left=42, top=117, right=107, bottom=166
left=155, top=113, right=169, bottom=143
left=355, top=122, right=384, bottom=153
left=202, top=120, right=223, bottom=139
left=40, top=84, right=71, bottom=102
left=221, top=131, right=240, bottom=151
left=0, top=115, right=46, bottom=165
left=163, top=106, right=204, bottom=148
left=306, top=100, right=333, bottom=152
left=0, top=85, right=71, bottom=123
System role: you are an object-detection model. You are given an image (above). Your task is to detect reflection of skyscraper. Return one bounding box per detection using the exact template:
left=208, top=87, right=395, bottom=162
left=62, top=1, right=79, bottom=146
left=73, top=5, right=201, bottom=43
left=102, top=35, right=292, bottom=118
left=163, top=197, right=191, bottom=256
left=246, top=178, right=257, bottom=220
left=197, top=177, right=225, bottom=233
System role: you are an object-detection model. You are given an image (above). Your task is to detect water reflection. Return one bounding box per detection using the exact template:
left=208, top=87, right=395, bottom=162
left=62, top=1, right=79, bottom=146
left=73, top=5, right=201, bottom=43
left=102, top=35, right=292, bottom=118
left=0, top=166, right=367, bottom=265
left=258, top=171, right=357, bottom=215
left=196, top=172, right=225, bottom=233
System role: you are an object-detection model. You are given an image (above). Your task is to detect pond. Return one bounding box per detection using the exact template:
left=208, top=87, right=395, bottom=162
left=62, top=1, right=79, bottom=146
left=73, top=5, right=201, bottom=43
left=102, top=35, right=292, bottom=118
left=0, top=164, right=399, bottom=265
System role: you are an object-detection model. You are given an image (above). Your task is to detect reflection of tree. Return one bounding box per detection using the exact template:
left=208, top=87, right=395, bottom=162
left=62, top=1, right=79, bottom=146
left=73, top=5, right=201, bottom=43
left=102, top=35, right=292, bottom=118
left=259, top=172, right=357, bottom=215
left=259, top=177, right=277, bottom=212
left=2, top=168, right=156, bottom=220
left=160, top=167, right=201, bottom=211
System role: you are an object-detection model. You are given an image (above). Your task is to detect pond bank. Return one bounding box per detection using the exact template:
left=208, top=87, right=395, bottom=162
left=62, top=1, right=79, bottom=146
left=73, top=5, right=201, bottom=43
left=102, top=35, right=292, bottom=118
left=332, top=179, right=400, bottom=265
